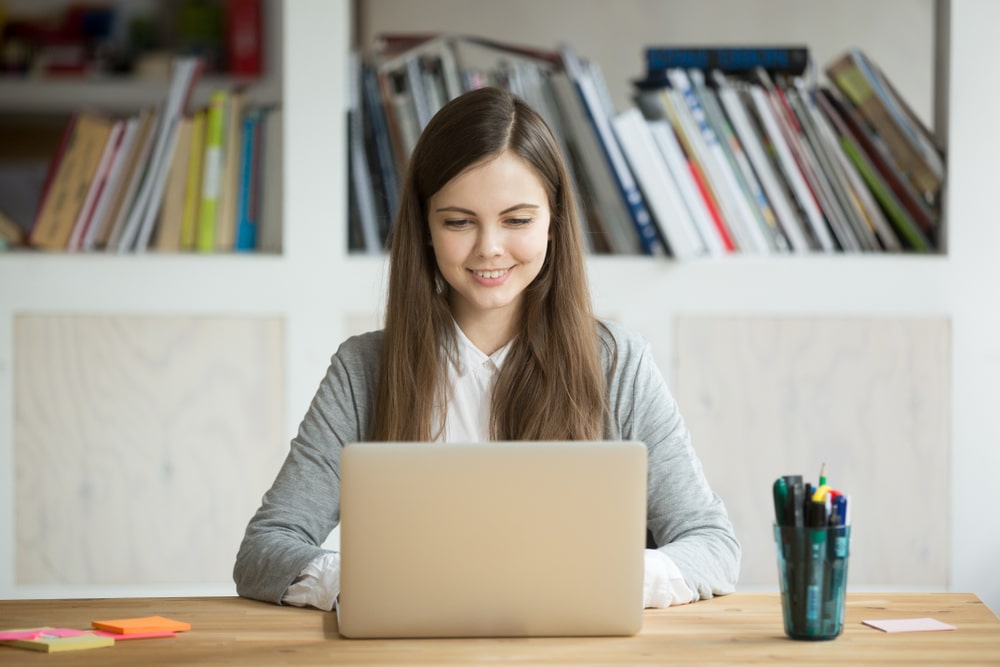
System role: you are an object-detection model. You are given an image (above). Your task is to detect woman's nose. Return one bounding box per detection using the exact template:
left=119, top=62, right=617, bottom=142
left=475, top=226, right=503, bottom=257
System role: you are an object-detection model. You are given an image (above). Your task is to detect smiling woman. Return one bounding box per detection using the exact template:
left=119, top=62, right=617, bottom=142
left=234, top=86, right=741, bottom=617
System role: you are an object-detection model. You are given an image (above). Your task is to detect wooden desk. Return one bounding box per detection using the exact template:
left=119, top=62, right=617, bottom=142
left=1, top=593, right=998, bottom=665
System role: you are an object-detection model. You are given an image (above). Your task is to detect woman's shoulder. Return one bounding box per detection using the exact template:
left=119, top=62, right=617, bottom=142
left=332, top=329, right=385, bottom=368
left=597, top=319, right=650, bottom=359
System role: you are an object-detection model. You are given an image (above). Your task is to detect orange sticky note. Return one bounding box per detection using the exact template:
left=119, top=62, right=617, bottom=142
left=91, top=615, right=191, bottom=635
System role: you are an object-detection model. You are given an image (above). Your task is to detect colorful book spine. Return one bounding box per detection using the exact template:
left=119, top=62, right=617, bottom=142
left=181, top=108, right=207, bottom=250
left=197, top=90, right=228, bottom=252
left=235, top=109, right=262, bottom=251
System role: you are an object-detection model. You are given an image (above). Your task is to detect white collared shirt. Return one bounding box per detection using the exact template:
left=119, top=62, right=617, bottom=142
left=437, top=321, right=512, bottom=443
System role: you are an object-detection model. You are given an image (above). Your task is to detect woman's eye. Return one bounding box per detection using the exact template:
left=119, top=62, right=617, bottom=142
left=443, top=219, right=470, bottom=229
left=506, top=217, right=533, bottom=226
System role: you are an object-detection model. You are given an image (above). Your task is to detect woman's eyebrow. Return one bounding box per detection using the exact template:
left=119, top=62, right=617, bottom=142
left=434, top=203, right=540, bottom=215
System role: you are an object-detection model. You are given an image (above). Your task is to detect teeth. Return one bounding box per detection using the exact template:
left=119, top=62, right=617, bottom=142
left=474, top=269, right=506, bottom=279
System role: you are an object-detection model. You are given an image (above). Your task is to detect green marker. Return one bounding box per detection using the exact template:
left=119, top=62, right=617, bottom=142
left=773, top=477, right=788, bottom=525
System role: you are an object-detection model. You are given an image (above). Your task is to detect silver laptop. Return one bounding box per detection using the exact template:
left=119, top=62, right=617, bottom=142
left=336, top=440, right=647, bottom=639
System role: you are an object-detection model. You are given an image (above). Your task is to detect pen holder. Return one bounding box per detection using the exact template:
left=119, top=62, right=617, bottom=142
left=773, top=524, right=851, bottom=640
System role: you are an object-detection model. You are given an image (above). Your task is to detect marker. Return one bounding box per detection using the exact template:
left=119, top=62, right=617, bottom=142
left=773, top=477, right=789, bottom=526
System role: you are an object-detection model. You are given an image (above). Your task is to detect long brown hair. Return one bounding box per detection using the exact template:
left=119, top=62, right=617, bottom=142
left=372, top=86, right=608, bottom=441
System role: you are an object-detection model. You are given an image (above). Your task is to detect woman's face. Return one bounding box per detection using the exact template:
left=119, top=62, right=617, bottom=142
left=427, top=150, right=551, bottom=345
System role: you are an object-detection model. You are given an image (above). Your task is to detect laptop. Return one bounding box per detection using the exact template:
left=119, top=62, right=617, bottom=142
left=336, top=440, right=647, bottom=639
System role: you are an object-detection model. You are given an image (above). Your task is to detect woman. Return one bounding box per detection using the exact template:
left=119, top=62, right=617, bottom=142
left=234, top=86, right=740, bottom=610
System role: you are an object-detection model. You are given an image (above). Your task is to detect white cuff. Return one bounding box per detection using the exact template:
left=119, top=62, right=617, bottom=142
left=643, top=548, right=696, bottom=608
left=282, top=551, right=341, bottom=611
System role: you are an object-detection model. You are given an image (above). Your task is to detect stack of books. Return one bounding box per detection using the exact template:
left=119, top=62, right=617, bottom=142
left=24, top=57, right=282, bottom=255
left=349, top=38, right=944, bottom=258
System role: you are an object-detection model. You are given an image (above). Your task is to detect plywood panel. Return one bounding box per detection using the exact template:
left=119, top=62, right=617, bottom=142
left=673, top=317, right=949, bottom=588
left=14, top=315, right=285, bottom=586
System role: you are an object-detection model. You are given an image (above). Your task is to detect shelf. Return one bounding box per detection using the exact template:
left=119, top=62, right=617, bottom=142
left=0, top=76, right=281, bottom=115
left=0, top=252, right=292, bottom=313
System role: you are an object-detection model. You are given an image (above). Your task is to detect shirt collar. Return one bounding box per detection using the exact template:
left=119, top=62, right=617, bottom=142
left=452, top=320, right=513, bottom=377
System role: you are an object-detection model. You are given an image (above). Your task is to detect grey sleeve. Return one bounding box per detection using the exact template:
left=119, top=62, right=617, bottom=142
left=233, top=334, right=378, bottom=604
left=607, top=326, right=741, bottom=600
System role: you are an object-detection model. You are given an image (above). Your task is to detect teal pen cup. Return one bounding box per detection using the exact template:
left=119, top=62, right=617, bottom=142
left=773, top=524, right=851, bottom=640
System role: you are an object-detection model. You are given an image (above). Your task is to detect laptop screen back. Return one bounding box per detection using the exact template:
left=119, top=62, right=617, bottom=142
left=337, top=440, right=647, bottom=638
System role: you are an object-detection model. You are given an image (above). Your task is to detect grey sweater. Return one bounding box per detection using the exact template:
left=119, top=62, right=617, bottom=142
left=233, top=320, right=740, bottom=604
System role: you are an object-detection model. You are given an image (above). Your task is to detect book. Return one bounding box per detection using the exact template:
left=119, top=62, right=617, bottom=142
left=361, top=62, right=400, bottom=233
left=349, top=53, right=382, bottom=254
left=67, top=118, right=126, bottom=251
left=234, top=107, right=263, bottom=251
left=549, top=69, right=641, bottom=254
left=180, top=108, right=207, bottom=250
left=31, top=115, right=79, bottom=224
left=257, top=107, right=282, bottom=253
left=29, top=112, right=115, bottom=250
left=224, top=0, right=263, bottom=77
left=197, top=89, right=229, bottom=252
left=0, top=209, right=26, bottom=247
left=103, top=107, right=159, bottom=250
left=80, top=114, right=141, bottom=251
left=215, top=87, right=247, bottom=250
left=154, top=115, right=195, bottom=251
left=825, top=49, right=943, bottom=202
left=117, top=56, right=203, bottom=252
left=560, top=43, right=663, bottom=255
left=644, top=46, right=810, bottom=78
left=612, top=107, right=704, bottom=259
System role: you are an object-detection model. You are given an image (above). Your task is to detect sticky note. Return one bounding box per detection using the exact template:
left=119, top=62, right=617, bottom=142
left=0, top=629, right=114, bottom=652
left=92, top=630, right=177, bottom=640
left=862, top=617, right=957, bottom=633
left=92, top=615, right=191, bottom=634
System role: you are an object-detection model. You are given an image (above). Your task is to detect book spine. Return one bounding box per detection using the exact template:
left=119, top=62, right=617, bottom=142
left=645, top=46, right=810, bottom=77
left=235, top=110, right=262, bottom=251
left=181, top=109, right=207, bottom=250
left=198, top=90, right=228, bottom=253
left=224, top=0, right=263, bottom=77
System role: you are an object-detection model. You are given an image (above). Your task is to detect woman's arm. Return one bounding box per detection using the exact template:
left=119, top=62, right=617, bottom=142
left=606, top=324, right=741, bottom=600
left=233, top=332, right=380, bottom=603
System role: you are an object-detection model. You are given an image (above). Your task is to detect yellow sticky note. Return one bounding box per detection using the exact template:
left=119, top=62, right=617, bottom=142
left=2, top=629, right=114, bottom=653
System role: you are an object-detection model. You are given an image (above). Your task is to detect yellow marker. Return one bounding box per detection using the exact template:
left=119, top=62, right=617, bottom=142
left=812, top=484, right=830, bottom=502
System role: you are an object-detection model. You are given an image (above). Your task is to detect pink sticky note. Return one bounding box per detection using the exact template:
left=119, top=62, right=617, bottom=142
left=0, top=628, right=85, bottom=640
left=862, top=617, right=957, bottom=633
left=0, top=629, right=46, bottom=641
left=92, top=630, right=177, bottom=641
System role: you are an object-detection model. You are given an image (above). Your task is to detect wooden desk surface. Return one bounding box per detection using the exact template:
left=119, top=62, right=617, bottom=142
left=1, top=593, right=998, bottom=666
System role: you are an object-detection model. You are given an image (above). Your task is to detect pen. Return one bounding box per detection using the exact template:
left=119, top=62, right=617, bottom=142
left=831, top=494, right=848, bottom=526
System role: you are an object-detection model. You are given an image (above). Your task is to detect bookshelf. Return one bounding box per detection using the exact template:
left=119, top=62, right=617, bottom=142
left=1, top=0, right=997, bottom=617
